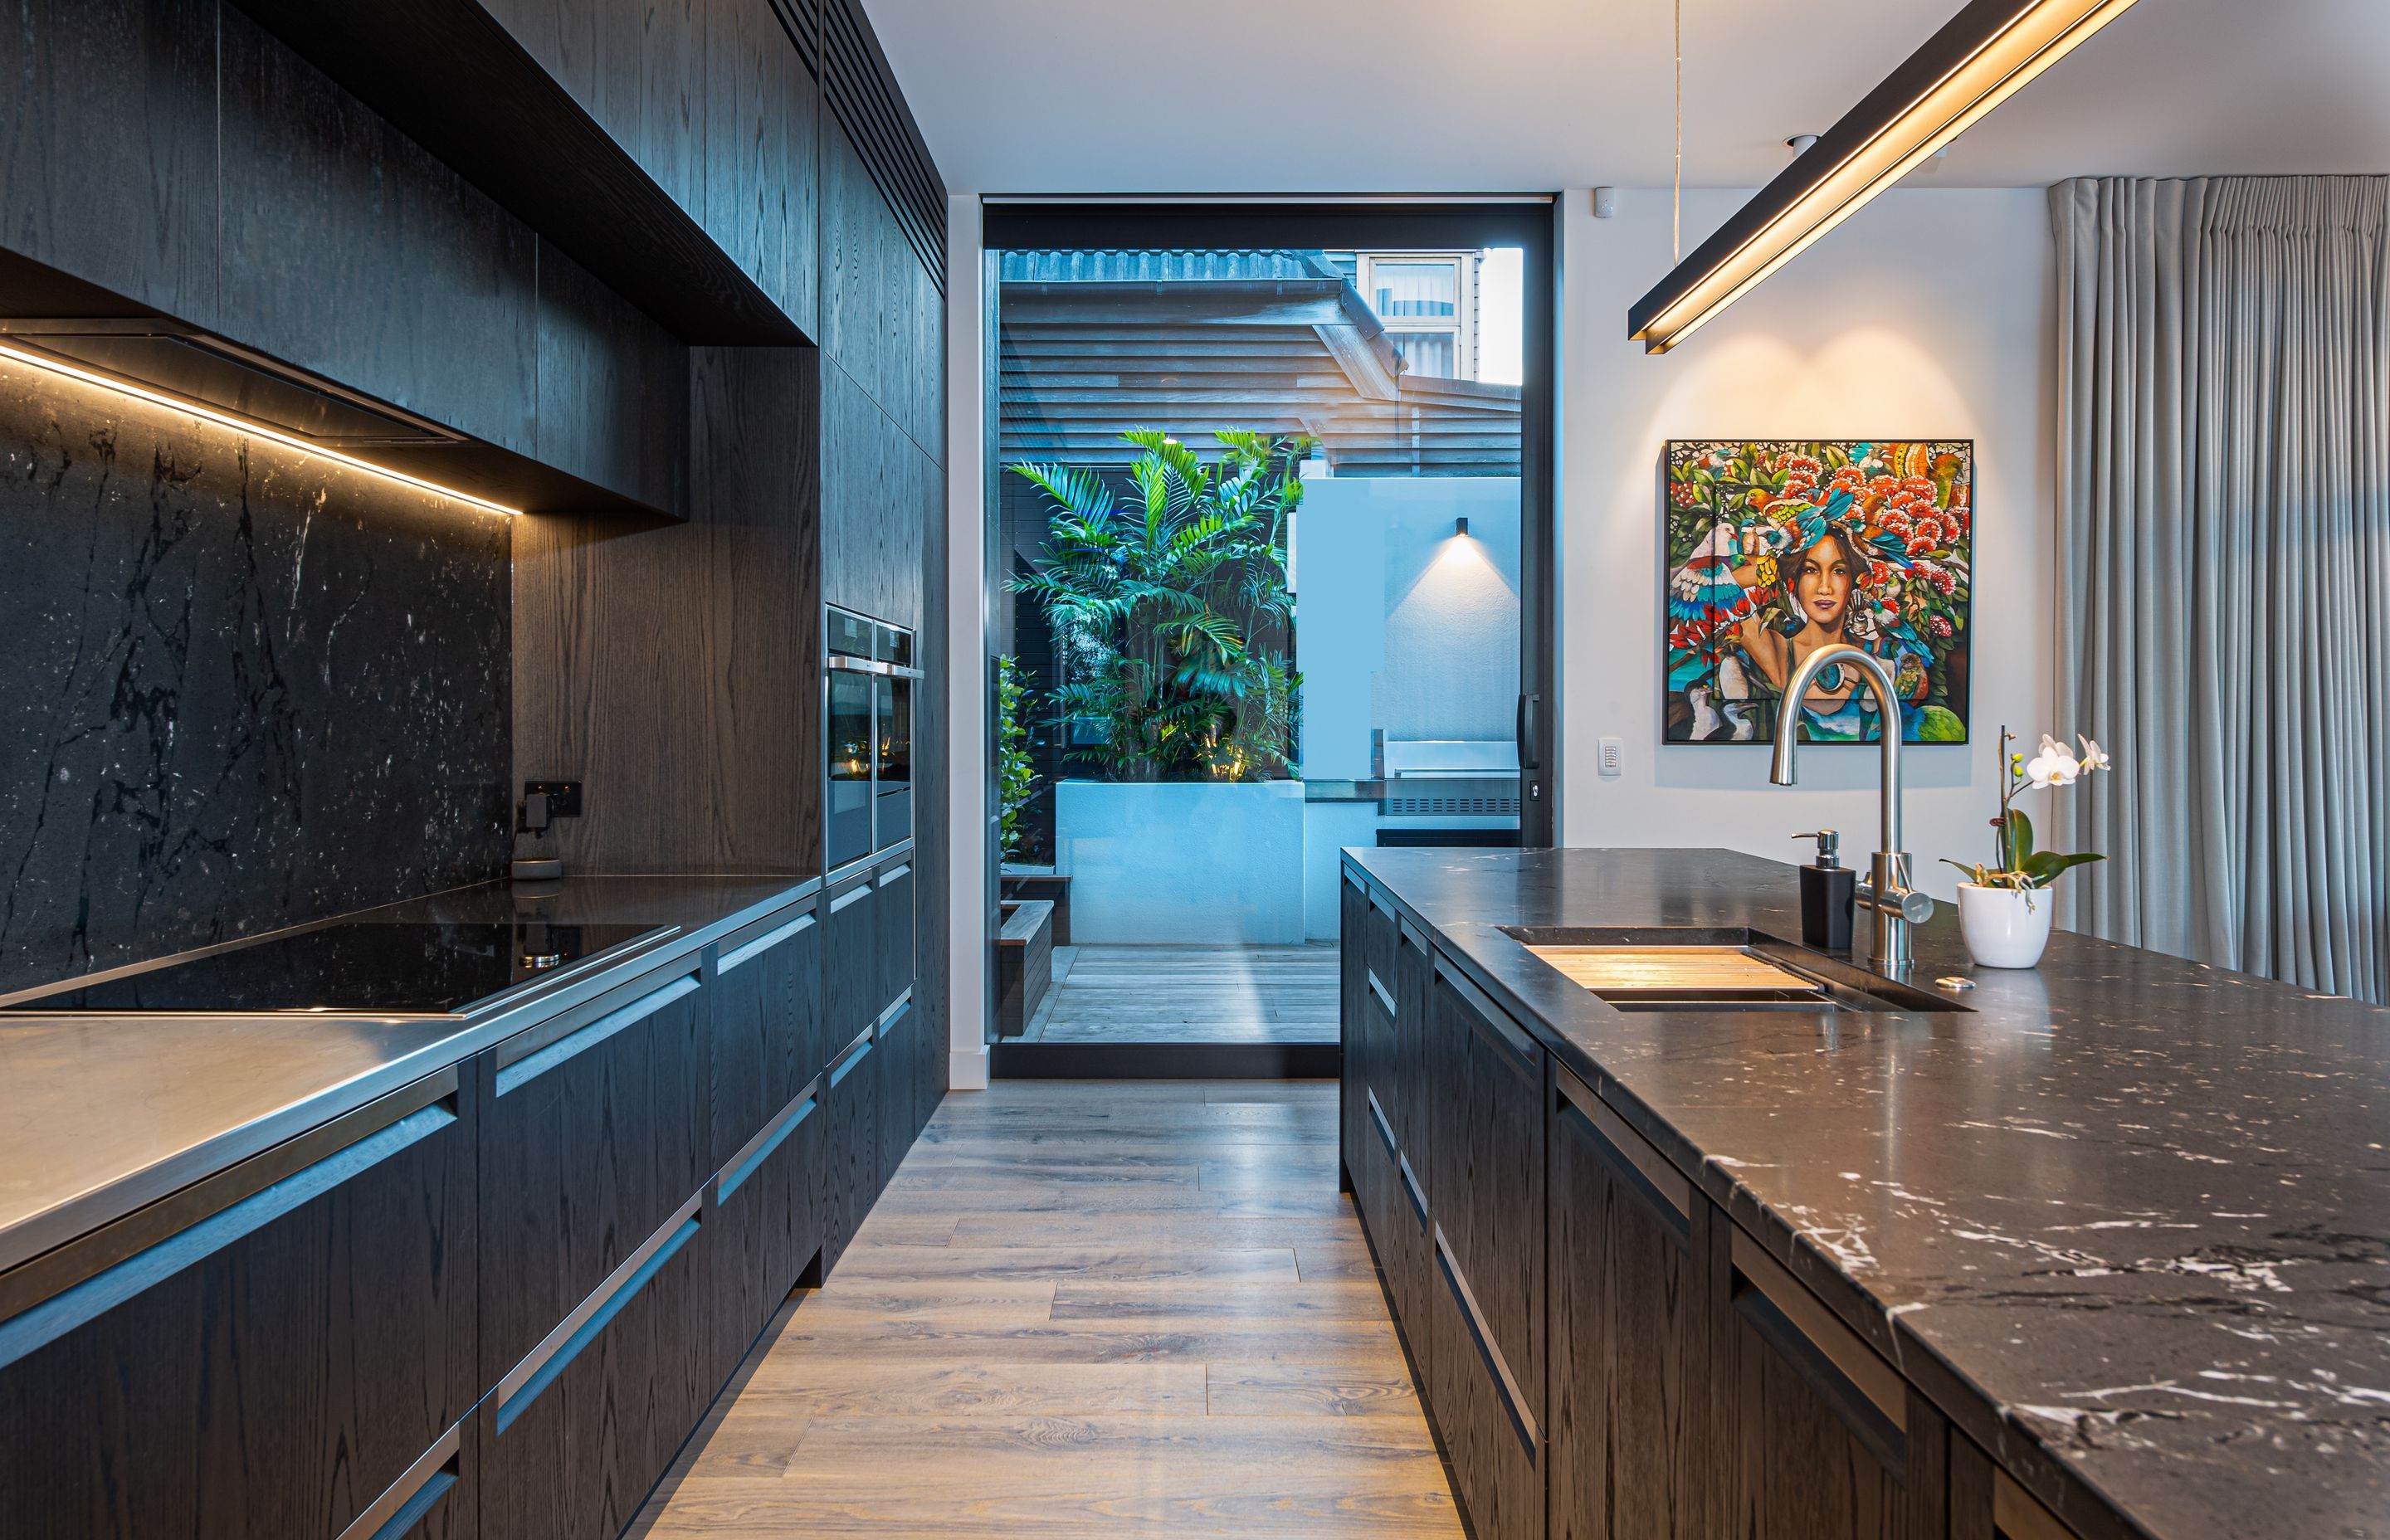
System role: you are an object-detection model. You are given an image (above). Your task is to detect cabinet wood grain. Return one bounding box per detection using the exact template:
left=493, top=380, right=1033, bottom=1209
left=217, top=9, right=539, bottom=455
left=232, top=0, right=804, bottom=344
left=534, top=244, right=690, bottom=515
left=0, top=1076, right=476, bottom=1540
left=0, top=0, right=217, bottom=324
left=513, top=345, right=822, bottom=874
left=821, top=116, right=885, bottom=404
left=820, top=1014, right=880, bottom=1274
left=1426, top=958, right=1545, bottom=1540
left=709, top=908, right=826, bottom=1382
left=478, top=1201, right=712, bottom=1540
left=1549, top=1071, right=1711, bottom=1540
left=476, top=968, right=710, bottom=1389
left=1716, top=1218, right=1947, bottom=1540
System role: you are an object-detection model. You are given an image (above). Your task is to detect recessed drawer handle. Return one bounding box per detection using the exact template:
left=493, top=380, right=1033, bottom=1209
left=1731, top=1226, right=1908, bottom=1474
left=831, top=882, right=873, bottom=914
left=828, top=1025, right=876, bottom=1086
left=495, top=1189, right=704, bottom=1433
left=1557, top=1067, right=1691, bottom=1235
left=720, top=909, right=816, bottom=974
left=0, top=1089, right=456, bottom=1372
left=1365, top=967, right=1397, bottom=1018
left=1364, top=1088, right=1400, bottom=1162
left=877, top=864, right=912, bottom=887
left=1433, top=955, right=1539, bottom=1065
left=1396, top=1153, right=1430, bottom=1227
left=1432, top=1223, right=1541, bottom=1458
left=333, top=1416, right=464, bottom=1540
left=717, top=1075, right=824, bottom=1205
left=496, top=972, right=700, bottom=1096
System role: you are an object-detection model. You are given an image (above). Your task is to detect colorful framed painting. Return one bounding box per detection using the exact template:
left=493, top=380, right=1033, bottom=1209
left=1663, top=440, right=1972, bottom=745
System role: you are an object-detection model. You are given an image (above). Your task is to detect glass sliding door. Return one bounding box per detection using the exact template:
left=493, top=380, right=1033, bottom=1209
left=984, top=202, right=1554, bottom=1064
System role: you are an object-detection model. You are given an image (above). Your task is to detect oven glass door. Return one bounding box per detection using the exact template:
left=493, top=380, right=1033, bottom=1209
left=876, top=671, right=912, bottom=848
left=827, top=668, right=875, bottom=870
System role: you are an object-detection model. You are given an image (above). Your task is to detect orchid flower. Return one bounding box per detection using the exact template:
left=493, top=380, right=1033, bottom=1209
left=2076, top=735, right=2111, bottom=772
left=2025, top=735, right=2080, bottom=788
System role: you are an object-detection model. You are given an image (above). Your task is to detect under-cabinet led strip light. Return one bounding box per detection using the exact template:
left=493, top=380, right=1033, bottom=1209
left=1627, top=0, right=2140, bottom=353
left=0, top=339, right=524, bottom=517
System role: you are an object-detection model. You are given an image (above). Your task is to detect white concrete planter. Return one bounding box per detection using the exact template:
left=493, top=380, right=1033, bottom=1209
left=1956, top=883, right=2055, bottom=969
left=1055, top=779, right=1305, bottom=944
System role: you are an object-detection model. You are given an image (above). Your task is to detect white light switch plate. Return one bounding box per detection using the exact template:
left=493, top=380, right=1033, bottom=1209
left=1598, top=737, right=1624, bottom=777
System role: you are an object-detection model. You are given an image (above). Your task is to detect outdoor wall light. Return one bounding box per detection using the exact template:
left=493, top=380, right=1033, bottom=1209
left=1627, top=0, right=2140, bottom=354
left=1455, top=517, right=1470, bottom=539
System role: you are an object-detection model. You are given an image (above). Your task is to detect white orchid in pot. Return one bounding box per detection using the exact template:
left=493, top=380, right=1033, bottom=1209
left=1940, top=725, right=2112, bottom=968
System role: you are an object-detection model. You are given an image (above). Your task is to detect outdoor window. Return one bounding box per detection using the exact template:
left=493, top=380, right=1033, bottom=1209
left=983, top=205, right=1549, bottom=1061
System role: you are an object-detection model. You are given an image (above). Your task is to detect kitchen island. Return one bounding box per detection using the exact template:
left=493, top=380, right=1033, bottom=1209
left=1340, top=846, right=2390, bottom=1540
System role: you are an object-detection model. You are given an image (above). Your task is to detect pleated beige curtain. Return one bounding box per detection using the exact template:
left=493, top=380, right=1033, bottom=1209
left=2051, top=176, right=2390, bottom=1000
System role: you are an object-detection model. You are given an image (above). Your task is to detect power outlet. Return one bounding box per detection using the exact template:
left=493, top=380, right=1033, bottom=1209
left=1598, top=738, right=1624, bottom=777
left=524, top=780, right=583, bottom=817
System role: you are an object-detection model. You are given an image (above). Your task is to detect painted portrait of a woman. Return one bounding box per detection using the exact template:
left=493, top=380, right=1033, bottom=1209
left=1664, top=441, right=1971, bottom=745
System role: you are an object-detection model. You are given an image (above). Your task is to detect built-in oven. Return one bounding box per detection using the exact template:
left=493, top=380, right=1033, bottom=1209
left=826, top=606, right=922, bottom=871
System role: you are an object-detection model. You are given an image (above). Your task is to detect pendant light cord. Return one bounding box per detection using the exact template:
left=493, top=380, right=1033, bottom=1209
left=1672, top=0, right=1682, bottom=264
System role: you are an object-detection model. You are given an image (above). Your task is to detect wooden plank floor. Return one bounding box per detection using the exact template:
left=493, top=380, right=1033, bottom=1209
left=1022, top=945, right=1339, bottom=1044
left=630, top=1081, right=1461, bottom=1538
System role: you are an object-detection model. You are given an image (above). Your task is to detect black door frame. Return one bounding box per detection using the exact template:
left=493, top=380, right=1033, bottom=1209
left=981, top=197, right=1559, bottom=1079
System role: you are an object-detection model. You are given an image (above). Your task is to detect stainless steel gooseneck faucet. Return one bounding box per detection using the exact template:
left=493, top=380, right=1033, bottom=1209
left=1769, top=644, right=1934, bottom=971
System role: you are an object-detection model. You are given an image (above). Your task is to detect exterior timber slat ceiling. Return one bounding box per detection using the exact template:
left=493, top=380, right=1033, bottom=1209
left=997, top=249, right=1522, bottom=476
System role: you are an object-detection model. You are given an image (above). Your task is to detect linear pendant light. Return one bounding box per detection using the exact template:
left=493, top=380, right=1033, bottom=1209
left=1627, top=0, right=2140, bottom=354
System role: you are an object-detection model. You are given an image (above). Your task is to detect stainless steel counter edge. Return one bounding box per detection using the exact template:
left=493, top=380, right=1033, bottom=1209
left=0, top=875, right=822, bottom=1281
left=1336, top=850, right=2154, bottom=1540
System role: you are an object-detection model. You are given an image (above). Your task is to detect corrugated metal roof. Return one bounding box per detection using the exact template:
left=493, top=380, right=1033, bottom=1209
left=995, top=246, right=1522, bottom=476
left=999, top=249, right=1346, bottom=284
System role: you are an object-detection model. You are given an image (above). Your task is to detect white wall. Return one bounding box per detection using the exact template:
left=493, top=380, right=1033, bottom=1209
left=1558, top=186, right=2056, bottom=899
left=1295, top=475, right=1522, bottom=780
left=944, top=192, right=989, bottom=1090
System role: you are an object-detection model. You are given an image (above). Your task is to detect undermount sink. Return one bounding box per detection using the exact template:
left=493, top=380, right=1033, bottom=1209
left=1501, top=927, right=1968, bottom=1014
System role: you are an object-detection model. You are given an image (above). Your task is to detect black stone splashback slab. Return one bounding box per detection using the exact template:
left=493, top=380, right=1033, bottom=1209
left=0, top=359, right=510, bottom=993
left=1346, top=845, right=2390, bottom=1540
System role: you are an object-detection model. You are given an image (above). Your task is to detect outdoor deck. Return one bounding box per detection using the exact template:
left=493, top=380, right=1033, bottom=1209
left=1017, top=944, right=1340, bottom=1045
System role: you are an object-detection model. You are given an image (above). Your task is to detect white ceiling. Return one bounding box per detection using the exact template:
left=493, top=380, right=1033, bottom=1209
left=863, top=0, right=2390, bottom=193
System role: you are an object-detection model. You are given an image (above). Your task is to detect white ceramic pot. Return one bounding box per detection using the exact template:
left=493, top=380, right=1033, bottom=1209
left=1956, top=883, right=2055, bottom=969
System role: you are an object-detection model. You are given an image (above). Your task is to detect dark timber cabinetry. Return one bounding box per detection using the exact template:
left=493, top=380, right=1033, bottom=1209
left=0, top=877, right=932, bottom=1540
left=1426, top=953, right=1547, bottom=1540
left=0, top=0, right=945, bottom=1529
left=1340, top=860, right=2067, bottom=1540
left=0, top=1072, right=476, bottom=1540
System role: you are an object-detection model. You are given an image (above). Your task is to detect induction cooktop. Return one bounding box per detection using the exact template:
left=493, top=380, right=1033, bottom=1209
left=0, top=919, right=666, bottom=1015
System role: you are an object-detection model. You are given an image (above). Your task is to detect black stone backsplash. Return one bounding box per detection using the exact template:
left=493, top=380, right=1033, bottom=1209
left=0, top=362, right=511, bottom=993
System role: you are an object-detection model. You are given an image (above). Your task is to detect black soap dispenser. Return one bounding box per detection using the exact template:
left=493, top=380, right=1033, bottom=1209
left=1792, top=830, right=1856, bottom=951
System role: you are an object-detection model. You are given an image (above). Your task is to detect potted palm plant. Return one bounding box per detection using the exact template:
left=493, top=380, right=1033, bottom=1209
left=1942, top=724, right=2112, bottom=967
left=1009, top=429, right=1308, bottom=943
